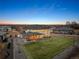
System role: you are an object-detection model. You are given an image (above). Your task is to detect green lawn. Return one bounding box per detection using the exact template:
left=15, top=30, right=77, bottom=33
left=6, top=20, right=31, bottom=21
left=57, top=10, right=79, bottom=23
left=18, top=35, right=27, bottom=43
left=23, top=36, right=73, bottom=59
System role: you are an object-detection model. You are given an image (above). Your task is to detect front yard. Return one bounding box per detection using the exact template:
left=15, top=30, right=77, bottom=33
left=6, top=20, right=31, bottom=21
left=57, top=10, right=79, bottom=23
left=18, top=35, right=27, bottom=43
left=22, top=36, right=73, bottom=59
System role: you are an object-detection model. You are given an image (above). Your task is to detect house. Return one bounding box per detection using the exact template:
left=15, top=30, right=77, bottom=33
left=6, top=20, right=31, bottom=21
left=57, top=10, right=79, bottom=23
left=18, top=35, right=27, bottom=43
left=0, top=26, right=12, bottom=32
left=29, top=29, right=51, bottom=37
left=51, top=26, right=74, bottom=34
left=25, top=25, right=51, bottom=37
left=22, top=31, right=43, bottom=41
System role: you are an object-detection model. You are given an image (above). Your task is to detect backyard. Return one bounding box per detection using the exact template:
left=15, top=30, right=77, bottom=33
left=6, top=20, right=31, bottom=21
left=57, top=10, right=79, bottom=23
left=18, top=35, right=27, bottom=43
left=22, top=36, right=74, bottom=59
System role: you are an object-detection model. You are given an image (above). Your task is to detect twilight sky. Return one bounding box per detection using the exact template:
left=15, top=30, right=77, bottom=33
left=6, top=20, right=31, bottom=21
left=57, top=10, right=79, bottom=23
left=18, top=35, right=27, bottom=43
left=0, top=0, right=79, bottom=24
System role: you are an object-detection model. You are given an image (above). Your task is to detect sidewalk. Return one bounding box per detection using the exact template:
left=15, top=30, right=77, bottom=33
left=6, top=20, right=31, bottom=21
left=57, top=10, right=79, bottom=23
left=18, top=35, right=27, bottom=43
left=53, top=46, right=75, bottom=59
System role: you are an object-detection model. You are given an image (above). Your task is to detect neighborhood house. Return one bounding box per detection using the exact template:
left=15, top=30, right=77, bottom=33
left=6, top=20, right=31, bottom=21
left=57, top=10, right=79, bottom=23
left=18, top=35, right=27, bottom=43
left=22, top=31, right=43, bottom=41
left=51, top=26, right=74, bottom=34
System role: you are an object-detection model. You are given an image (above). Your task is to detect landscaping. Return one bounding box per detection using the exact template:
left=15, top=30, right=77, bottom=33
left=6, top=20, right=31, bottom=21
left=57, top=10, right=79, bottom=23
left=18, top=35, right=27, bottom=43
left=23, top=36, right=74, bottom=59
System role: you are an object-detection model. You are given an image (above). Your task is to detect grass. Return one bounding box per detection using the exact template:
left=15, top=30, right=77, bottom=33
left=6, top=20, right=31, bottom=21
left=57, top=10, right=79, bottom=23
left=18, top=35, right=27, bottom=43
left=23, top=36, right=73, bottom=59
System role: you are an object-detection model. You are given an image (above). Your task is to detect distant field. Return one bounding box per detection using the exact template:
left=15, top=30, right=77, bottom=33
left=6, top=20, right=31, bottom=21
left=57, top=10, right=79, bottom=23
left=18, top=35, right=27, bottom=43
left=23, top=36, right=73, bottom=59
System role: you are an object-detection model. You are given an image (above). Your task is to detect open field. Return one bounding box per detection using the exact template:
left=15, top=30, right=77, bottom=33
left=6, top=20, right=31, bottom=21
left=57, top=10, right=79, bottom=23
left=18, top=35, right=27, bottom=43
left=23, top=36, right=74, bottom=59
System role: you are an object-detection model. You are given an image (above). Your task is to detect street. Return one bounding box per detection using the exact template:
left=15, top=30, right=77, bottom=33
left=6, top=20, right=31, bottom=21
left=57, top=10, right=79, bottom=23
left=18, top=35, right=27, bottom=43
left=13, top=37, right=26, bottom=59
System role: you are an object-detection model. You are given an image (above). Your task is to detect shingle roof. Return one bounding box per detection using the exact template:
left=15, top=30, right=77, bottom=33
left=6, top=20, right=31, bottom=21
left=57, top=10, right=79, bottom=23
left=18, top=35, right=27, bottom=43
left=22, top=31, right=43, bottom=36
left=52, top=27, right=73, bottom=31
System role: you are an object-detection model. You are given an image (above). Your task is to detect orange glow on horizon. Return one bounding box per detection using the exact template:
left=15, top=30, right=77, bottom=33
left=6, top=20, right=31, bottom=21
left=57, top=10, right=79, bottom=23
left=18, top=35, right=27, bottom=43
left=0, top=21, right=16, bottom=24
left=0, top=20, right=66, bottom=25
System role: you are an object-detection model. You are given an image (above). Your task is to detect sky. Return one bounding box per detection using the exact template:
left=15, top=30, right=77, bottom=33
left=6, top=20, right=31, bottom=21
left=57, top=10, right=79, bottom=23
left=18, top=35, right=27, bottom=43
left=0, top=0, right=79, bottom=24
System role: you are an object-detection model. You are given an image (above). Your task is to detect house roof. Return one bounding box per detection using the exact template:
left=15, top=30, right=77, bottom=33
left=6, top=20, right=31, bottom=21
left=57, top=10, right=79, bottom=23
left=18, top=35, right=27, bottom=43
left=52, top=26, right=73, bottom=31
left=22, top=31, right=43, bottom=36
left=25, top=25, right=51, bottom=30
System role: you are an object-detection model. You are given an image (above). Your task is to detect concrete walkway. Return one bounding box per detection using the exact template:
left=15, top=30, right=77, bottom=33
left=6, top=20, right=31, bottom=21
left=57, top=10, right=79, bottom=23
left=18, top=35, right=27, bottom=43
left=53, top=46, right=75, bottom=59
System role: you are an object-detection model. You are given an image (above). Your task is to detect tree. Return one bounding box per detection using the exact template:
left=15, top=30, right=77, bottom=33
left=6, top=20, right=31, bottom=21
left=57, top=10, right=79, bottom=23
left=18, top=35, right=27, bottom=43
left=71, top=21, right=79, bottom=29
left=66, top=21, right=71, bottom=25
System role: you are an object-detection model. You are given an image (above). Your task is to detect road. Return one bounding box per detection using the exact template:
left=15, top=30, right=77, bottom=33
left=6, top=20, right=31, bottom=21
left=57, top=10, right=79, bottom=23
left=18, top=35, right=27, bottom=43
left=13, top=37, right=26, bottom=59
